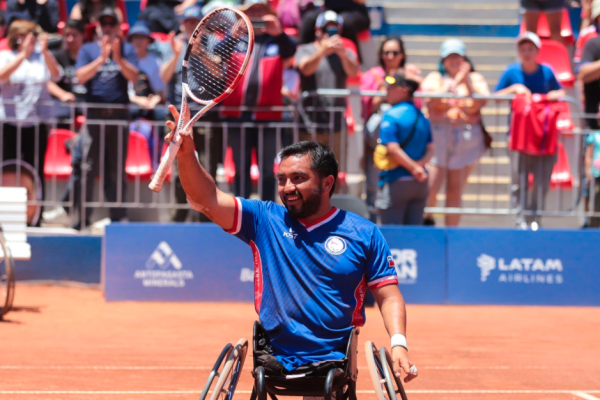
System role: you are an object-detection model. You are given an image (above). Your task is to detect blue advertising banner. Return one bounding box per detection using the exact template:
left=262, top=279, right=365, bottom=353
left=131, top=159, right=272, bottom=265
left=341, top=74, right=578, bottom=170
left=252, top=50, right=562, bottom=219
left=380, top=227, right=446, bottom=304
left=447, top=229, right=600, bottom=306
left=104, top=223, right=254, bottom=301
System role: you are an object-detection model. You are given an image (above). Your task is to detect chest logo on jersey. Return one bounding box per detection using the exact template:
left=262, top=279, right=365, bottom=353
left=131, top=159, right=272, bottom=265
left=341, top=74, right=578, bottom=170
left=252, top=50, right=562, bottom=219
left=266, top=43, right=279, bottom=56
left=325, top=236, right=347, bottom=255
left=283, top=227, right=298, bottom=239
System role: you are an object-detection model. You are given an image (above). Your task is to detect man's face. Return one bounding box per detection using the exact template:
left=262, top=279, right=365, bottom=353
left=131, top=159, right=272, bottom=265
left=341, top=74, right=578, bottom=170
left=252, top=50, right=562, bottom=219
left=99, top=16, right=118, bottom=39
left=182, top=18, right=200, bottom=39
left=518, top=41, right=539, bottom=64
left=277, top=154, right=327, bottom=219
left=386, top=84, right=408, bottom=105
left=64, top=27, right=83, bottom=52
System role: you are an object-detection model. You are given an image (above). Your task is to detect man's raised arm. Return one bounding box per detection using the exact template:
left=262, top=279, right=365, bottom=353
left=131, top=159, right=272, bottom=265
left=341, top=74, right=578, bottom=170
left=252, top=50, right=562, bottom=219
left=371, top=284, right=418, bottom=383
left=165, top=105, right=236, bottom=230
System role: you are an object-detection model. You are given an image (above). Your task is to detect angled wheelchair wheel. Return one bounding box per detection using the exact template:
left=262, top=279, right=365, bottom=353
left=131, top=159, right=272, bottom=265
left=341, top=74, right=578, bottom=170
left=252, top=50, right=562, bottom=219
left=365, top=341, right=408, bottom=400
left=209, top=338, right=249, bottom=400
left=0, top=229, right=15, bottom=319
left=198, top=343, right=233, bottom=400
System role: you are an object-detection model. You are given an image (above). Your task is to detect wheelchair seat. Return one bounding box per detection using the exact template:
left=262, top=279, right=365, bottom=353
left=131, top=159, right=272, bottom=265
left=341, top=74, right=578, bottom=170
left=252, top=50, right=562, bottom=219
left=251, top=321, right=358, bottom=400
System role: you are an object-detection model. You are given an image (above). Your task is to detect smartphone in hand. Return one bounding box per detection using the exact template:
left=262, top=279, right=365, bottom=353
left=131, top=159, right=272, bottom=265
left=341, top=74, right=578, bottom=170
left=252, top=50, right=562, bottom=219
left=251, top=19, right=267, bottom=29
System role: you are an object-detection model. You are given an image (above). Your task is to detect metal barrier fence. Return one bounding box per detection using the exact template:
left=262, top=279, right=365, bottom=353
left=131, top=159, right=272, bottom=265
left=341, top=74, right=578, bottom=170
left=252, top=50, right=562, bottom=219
left=0, top=93, right=598, bottom=229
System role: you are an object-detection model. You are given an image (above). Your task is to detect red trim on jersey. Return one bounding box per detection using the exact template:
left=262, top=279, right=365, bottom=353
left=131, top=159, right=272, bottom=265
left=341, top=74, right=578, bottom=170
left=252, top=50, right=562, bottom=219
left=250, top=240, right=263, bottom=314
left=224, top=196, right=240, bottom=234
left=368, top=276, right=399, bottom=289
left=298, top=207, right=338, bottom=229
left=351, top=275, right=367, bottom=327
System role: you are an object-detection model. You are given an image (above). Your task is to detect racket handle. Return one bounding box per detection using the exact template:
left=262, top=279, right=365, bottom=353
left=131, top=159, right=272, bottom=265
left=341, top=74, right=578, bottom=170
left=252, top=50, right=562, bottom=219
left=149, top=138, right=181, bottom=193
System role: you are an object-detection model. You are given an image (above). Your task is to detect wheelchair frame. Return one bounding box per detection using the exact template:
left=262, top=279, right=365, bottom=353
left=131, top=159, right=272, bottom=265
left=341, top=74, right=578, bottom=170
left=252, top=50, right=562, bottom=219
left=197, top=323, right=410, bottom=400
left=0, top=226, right=15, bottom=320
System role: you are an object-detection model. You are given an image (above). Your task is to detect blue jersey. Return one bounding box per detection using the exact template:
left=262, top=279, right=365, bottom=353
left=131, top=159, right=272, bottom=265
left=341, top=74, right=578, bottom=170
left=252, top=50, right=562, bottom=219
left=225, top=197, right=398, bottom=371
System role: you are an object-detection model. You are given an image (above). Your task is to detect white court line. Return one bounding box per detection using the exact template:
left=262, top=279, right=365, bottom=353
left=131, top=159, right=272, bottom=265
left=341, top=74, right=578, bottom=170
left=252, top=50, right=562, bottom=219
left=573, top=392, right=600, bottom=400
left=1, top=390, right=600, bottom=395
left=0, top=365, right=558, bottom=370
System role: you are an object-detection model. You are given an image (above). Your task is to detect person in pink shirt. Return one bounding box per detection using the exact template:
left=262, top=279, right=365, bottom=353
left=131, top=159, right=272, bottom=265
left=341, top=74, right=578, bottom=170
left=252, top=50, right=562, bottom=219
left=360, top=36, right=421, bottom=217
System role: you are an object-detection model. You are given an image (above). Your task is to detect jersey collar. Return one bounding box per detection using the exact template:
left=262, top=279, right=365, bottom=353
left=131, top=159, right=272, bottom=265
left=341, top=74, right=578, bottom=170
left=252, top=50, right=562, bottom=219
left=298, top=207, right=340, bottom=232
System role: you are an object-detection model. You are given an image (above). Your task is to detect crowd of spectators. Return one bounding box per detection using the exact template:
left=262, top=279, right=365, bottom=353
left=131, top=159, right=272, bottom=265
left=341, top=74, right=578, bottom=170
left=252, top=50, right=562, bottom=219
left=1, top=0, right=600, bottom=230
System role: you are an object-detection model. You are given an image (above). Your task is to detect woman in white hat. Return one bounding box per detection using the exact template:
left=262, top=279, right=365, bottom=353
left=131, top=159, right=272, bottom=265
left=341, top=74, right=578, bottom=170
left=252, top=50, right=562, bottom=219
left=420, top=38, right=490, bottom=226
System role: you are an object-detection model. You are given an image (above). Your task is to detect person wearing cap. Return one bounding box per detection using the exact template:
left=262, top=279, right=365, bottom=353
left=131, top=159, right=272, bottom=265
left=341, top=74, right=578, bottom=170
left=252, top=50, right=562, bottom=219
left=217, top=0, right=296, bottom=202
left=299, top=0, right=369, bottom=61
left=495, top=32, right=564, bottom=100
left=5, top=0, right=59, bottom=33
left=70, top=0, right=123, bottom=26
left=375, top=72, right=434, bottom=226
left=296, top=10, right=359, bottom=159
left=520, top=0, right=565, bottom=44
left=421, top=38, right=490, bottom=227
left=496, top=32, right=564, bottom=230
left=73, top=6, right=139, bottom=229
left=583, top=110, right=600, bottom=228
left=128, top=23, right=164, bottom=113
left=161, top=5, right=223, bottom=222
left=579, top=0, right=600, bottom=131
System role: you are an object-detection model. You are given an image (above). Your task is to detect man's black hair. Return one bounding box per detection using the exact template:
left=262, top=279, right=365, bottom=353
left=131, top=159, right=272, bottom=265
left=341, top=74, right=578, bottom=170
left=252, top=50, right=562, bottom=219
left=279, top=141, right=338, bottom=197
left=64, top=18, right=86, bottom=34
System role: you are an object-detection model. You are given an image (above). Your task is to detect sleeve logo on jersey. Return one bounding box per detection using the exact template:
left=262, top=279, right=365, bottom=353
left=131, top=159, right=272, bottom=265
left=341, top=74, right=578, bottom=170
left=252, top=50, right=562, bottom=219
left=325, top=236, right=347, bottom=255
left=387, top=255, right=396, bottom=268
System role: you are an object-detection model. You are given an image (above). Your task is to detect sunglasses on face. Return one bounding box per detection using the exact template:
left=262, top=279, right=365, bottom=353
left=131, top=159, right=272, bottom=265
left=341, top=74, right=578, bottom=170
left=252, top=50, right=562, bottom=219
left=100, top=19, right=117, bottom=27
left=383, top=50, right=401, bottom=57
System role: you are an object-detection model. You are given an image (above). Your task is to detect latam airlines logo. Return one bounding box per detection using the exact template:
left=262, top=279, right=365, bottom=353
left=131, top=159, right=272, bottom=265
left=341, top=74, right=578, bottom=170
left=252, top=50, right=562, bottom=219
left=390, top=249, right=418, bottom=284
left=477, top=253, right=564, bottom=284
left=134, top=242, right=194, bottom=288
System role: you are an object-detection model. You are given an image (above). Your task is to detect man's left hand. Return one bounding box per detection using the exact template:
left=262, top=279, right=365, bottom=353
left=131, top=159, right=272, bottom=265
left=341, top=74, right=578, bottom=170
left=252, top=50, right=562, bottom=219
left=391, top=346, right=418, bottom=383
left=263, top=14, right=282, bottom=37
left=112, top=37, right=122, bottom=63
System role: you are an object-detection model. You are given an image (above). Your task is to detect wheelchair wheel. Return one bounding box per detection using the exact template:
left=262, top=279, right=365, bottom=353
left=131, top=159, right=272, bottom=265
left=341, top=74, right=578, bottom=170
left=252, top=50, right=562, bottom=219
left=0, top=228, right=15, bottom=319
left=198, top=343, right=233, bottom=400
left=365, top=341, right=408, bottom=400
left=209, top=338, right=248, bottom=400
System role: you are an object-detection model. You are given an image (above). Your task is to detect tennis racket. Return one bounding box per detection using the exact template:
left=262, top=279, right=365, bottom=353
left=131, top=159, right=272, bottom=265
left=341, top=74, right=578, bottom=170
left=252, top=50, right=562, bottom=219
left=149, top=7, right=254, bottom=192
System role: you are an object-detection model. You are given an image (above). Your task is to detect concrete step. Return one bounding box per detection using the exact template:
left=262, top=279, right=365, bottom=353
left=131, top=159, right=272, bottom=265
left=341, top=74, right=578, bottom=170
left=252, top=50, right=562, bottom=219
left=402, top=35, right=517, bottom=52
left=407, top=50, right=516, bottom=69
left=381, top=2, right=519, bottom=21
left=370, top=0, right=519, bottom=5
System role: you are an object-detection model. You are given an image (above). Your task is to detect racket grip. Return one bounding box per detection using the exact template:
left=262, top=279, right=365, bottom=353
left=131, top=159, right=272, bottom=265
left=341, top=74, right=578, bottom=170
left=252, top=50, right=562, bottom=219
left=149, top=138, right=181, bottom=193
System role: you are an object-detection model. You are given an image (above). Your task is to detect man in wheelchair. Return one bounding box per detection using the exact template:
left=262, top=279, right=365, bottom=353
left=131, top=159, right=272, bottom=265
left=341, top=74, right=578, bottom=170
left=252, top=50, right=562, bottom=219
left=166, top=108, right=418, bottom=398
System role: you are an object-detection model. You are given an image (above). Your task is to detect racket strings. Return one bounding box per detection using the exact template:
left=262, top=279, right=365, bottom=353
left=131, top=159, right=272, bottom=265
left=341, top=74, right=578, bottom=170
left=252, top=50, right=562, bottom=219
left=185, top=10, right=250, bottom=102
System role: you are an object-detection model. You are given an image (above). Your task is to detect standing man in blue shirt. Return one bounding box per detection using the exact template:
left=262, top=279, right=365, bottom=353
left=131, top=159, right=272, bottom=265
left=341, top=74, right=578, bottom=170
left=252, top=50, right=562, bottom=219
left=495, top=32, right=565, bottom=229
left=376, top=72, right=434, bottom=225
left=162, top=104, right=419, bottom=382
left=74, top=7, right=139, bottom=229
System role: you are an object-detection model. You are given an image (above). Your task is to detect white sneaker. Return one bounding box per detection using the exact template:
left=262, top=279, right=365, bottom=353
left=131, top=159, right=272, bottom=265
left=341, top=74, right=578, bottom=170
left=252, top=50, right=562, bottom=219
left=90, top=217, right=112, bottom=234
left=42, top=207, right=70, bottom=226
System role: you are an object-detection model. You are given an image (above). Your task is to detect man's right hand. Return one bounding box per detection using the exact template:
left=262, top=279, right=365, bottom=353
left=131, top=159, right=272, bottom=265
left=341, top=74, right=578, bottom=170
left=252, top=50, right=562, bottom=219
left=20, top=33, right=36, bottom=59
left=321, top=35, right=343, bottom=56
left=99, top=36, right=111, bottom=63
left=511, top=83, right=531, bottom=96
left=165, top=105, right=195, bottom=155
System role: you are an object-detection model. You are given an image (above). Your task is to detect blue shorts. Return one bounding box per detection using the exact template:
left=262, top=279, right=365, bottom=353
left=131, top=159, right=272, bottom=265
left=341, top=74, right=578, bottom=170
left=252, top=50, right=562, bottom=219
left=520, top=0, right=565, bottom=13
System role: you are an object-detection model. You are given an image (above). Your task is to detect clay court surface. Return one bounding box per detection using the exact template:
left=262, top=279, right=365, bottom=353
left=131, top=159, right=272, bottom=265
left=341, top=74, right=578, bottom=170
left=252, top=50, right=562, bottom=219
left=1, top=284, right=599, bottom=400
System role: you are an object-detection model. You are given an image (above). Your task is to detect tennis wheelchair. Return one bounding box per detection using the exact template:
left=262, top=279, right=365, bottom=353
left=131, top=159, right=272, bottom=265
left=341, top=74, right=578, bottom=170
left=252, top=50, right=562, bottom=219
left=0, top=225, right=16, bottom=320
left=198, top=321, right=408, bottom=400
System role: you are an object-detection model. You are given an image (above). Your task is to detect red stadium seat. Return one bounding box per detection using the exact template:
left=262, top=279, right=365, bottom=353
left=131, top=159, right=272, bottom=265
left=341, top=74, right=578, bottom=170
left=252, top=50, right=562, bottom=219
left=357, top=30, right=371, bottom=42
left=250, top=147, right=260, bottom=187
left=0, top=38, right=8, bottom=51
left=224, top=146, right=236, bottom=186
left=44, top=129, right=75, bottom=180
left=284, top=27, right=299, bottom=38
left=140, top=0, right=147, bottom=10
left=126, top=131, right=153, bottom=181
left=555, top=101, right=574, bottom=136
left=345, top=102, right=355, bottom=134
left=57, top=0, right=68, bottom=34
left=150, top=32, right=170, bottom=42
left=550, top=142, right=573, bottom=189
left=0, top=0, right=5, bottom=11
left=519, top=9, right=574, bottom=45
left=537, top=39, right=575, bottom=89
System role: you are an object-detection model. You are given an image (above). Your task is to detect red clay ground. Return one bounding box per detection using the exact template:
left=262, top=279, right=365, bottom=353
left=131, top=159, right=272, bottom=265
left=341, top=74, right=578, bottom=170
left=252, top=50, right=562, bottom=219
left=1, top=284, right=599, bottom=400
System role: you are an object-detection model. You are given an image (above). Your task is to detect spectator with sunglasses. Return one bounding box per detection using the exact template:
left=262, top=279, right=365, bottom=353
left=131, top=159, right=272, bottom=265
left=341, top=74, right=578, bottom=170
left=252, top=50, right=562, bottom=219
left=73, top=7, right=139, bottom=229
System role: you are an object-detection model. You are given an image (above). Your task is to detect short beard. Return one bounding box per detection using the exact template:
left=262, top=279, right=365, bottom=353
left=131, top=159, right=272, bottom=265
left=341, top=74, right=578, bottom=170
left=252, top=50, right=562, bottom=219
left=284, top=186, right=323, bottom=219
